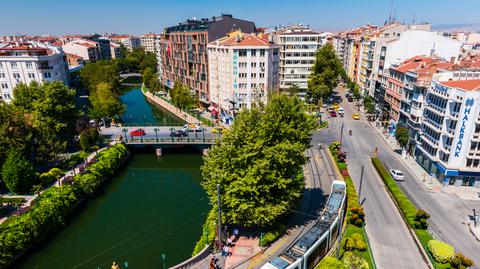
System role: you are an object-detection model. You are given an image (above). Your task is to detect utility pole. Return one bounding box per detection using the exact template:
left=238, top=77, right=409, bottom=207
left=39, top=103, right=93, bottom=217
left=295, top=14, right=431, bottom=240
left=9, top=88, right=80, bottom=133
left=217, top=184, right=222, bottom=250
left=340, top=123, right=345, bottom=149
left=358, top=165, right=364, bottom=202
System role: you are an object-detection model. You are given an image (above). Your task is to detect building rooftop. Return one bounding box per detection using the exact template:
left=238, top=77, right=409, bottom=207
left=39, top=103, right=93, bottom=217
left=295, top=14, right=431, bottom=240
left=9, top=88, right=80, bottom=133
left=441, top=80, right=480, bottom=91
left=211, top=31, right=272, bottom=47
left=0, top=42, right=60, bottom=56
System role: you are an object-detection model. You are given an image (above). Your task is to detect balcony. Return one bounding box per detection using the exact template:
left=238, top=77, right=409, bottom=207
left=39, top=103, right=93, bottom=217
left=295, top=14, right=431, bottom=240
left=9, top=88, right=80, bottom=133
left=426, top=104, right=446, bottom=115
left=423, top=117, right=442, bottom=131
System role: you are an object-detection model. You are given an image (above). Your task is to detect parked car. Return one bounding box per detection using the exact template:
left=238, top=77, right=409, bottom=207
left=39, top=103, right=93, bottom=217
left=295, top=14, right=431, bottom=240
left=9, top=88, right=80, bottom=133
left=352, top=113, right=360, bottom=120
left=333, top=103, right=340, bottom=110
left=389, top=169, right=405, bottom=181
left=130, top=128, right=146, bottom=136
left=170, top=129, right=188, bottom=137
left=347, top=95, right=353, bottom=102
left=330, top=110, right=337, bottom=117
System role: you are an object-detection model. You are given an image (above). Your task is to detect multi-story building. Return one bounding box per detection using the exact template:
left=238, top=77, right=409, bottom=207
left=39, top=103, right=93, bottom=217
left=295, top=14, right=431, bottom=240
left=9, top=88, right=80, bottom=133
left=274, top=25, right=322, bottom=91
left=415, top=74, right=480, bottom=188
left=110, top=42, right=122, bottom=59
left=379, top=30, right=462, bottom=115
left=207, top=31, right=279, bottom=120
left=110, top=35, right=141, bottom=52
left=0, top=42, right=69, bottom=102
left=140, top=33, right=159, bottom=53
left=62, top=40, right=101, bottom=63
left=160, top=14, right=256, bottom=104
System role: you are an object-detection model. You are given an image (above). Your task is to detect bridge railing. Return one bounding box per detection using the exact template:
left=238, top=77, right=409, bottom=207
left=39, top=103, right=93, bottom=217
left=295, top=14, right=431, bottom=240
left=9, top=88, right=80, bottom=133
left=123, top=136, right=219, bottom=144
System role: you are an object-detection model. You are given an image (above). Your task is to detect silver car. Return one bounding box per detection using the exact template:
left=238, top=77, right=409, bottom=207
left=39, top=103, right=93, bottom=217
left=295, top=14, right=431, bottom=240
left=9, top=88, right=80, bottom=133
left=389, top=169, right=405, bottom=181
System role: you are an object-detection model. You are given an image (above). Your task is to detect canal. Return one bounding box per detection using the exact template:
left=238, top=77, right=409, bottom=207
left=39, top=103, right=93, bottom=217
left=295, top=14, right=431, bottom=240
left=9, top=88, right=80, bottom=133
left=17, top=88, right=210, bottom=269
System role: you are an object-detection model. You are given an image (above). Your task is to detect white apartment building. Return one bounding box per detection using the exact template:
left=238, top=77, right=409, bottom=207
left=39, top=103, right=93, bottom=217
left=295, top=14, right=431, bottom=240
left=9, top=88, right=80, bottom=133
left=111, top=35, right=141, bottom=52
left=0, top=42, right=68, bottom=102
left=415, top=72, right=480, bottom=188
left=140, top=33, right=159, bottom=53
left=110, top=42, right=122, bottom=59
left=62, top=40, right=101, bottom=62
left=274, top=26, right=322, bottom=91
left=207, top=32, right=279, bottom=121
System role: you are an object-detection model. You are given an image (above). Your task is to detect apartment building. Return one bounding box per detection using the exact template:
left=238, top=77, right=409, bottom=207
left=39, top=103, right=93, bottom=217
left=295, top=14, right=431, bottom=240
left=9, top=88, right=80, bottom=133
left=140, top=33, right=159, bottom=53
left=62, top=40, right=101, bottom=63
left=0, top=42, right=69, bottom=102
left=160, top=14, right=256, bottom=104
left=415, top=74, right=480, bottom=188
left=273, top=25, right=322, bottom=91
left=207, top=31, right=279, bottom=120
left=110, top=42, right=122, bottom=59
left=110, top=35, right=141, bottom=52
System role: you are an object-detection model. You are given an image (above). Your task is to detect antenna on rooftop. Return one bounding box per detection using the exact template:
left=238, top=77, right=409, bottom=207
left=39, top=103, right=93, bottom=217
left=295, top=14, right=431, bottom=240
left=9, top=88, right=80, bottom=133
left=388, top=0, right=394, bottom=24
left=412, top=12, right=416, bottom=24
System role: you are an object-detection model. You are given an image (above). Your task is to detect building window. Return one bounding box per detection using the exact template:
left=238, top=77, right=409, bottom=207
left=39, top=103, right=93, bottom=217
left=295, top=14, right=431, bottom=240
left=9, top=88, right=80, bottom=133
left=26, top=62, right=33, bottom=69
left=251, top=83, right=257, bottom=88
left=259, top=62, right=265, bottom=68
left=251, top=73, right=257, bottom=78
left=11, top=62, right=17, bottom=69
left=251, top=50, right=256, bottom=56
left=28, top=73, right=35, bottom=79
left=251, top=62, right=256, bottom=68
left=239, top=49, right=247, bottom=57
left=43, top=72, right=51, bottom=79
left=0, top=73, right=5, bottom=79
left=239, top=73, right=247, bottom=78
left=260, top=49, right=265, bottom=56
left=1, top=83, right=8, bottom=89
left=273, top=49, right=278, bottom=56
left=259, top=73, right=265, bottom=78
left=239, top=62, right=247, bottom=68
left=12, top=73, right=20, bottom=79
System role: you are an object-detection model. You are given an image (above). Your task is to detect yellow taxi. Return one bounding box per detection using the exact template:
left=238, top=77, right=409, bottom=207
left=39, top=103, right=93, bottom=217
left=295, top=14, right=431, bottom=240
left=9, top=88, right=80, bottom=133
left=352, top=113, right=361, bottom=120
left=333, top=103, right=340, bottom=110
left=212, top=126, right=228, bottom=134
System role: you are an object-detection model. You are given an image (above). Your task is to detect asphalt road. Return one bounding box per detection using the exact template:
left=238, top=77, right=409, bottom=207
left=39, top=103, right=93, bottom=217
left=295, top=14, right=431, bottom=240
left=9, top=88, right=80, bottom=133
left=313, top=89, right=428, bottom=269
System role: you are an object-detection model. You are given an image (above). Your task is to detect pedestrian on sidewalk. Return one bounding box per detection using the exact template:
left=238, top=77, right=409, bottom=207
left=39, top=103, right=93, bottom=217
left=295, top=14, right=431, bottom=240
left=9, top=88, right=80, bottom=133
left=233, top=228, right=239, bottom=241
left=223, top=245, right=230, bottom=256
left=227, top=237, right=232, bottom=247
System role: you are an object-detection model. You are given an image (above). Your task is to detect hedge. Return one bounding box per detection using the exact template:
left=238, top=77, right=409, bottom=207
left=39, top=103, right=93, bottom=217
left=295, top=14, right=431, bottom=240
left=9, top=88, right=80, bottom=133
left=0, top=144, right=128, bottom=268
left=192, top=208, right=217, bottom=256
left=371, top=157, right=417, bottom=227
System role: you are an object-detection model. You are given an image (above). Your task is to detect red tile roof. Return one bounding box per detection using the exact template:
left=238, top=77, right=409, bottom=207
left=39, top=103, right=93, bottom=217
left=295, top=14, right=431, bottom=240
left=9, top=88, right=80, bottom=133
left=393, top=56, right=436, bottom=73
left=213, top=33, right=271, bottom=47
left=441, top=80, right=480, bottom=91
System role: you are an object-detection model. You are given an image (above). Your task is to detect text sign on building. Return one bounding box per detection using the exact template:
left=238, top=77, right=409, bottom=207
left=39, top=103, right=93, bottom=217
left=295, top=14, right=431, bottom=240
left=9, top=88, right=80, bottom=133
left=233, top=50, right=238, bottom=89
left=454, top=98, right=475, bottom=157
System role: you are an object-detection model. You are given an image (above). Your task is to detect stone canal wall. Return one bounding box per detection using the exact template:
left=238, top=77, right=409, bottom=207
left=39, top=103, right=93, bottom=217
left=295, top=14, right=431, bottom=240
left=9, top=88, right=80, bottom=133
left=143, top=91, right=201, bottom=124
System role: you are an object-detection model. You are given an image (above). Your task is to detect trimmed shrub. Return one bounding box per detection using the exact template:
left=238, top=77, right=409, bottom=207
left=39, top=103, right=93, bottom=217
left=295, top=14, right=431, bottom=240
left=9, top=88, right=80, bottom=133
left=349, top=207, right=365, bottom=227
left=316, top=257, right=346, bottom=269
left=414, top=209, right=430, bottom=229
left=39, top=168, right=65, bottom=186
left=450, top=252, right=474, bottom=269
left=344, top=233, right=367, bottom=252
left=428, top=240, right=454, bottom=264
left=342, top=251, right=369, bottom=269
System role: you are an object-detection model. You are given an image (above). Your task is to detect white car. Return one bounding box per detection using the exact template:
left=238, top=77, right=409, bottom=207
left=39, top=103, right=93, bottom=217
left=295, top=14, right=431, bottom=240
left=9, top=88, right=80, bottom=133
left=182, top=123, right=204, bottom=132
left=337, top=107, right=345, bottom=115
left=389, top=169, right=405, bottom=181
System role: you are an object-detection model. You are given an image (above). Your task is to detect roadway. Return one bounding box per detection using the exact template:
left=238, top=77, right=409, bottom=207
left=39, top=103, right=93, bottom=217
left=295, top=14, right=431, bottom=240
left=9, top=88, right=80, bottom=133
left=313, top=88, right=428, bottom=269
left=322, top=87, right=480, bottom=266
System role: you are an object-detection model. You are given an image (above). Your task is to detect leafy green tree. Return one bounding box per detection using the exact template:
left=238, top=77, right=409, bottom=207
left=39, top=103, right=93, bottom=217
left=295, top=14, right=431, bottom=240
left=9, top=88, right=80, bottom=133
left=170, top=82, right=197, bottom=110
left=89, top=82, right=125, bottom=119
left=287, top=84, right=300, bottom=96
left=0, top=102, right=34, bottom=175
left=308, top=43, right=343, bottom=100
left=80, top=61, right=120, bottom=92
left=201, top=94, right=316, bottom=227
left=342, top=252, right=369, bottom=269
left=12, top=82, right=42, bottom=112
left=2, top=151, right=36, bottom=194
left=395, top=125, right=409, bottom=148
left=363, top=96, right=375, bottom=115
left=79, top=127, right=101, bottom=152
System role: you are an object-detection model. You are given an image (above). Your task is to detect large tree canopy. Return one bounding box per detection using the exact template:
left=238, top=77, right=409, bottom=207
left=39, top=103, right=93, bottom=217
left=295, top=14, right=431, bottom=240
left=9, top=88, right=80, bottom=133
left=169, top=82, right=197, bottom=110
left=201, top=94, right=316, bottom=227
left=307, top=43, right=344, bottom=100
left=2, top=151, right=36, bottom=194
left=89, top=82, right=125, bottom=119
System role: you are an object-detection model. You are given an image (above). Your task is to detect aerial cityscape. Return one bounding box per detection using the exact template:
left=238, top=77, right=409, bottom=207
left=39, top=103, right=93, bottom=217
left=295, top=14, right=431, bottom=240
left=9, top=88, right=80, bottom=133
left=1, top=1, right=480, bottom=269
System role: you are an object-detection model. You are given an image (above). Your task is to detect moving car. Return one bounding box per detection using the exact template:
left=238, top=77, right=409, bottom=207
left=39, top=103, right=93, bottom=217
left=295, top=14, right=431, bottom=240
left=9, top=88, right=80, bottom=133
left=170, top=129, right=188, bottom=137
left=389, top=169, right=405, bottom=181
left=333, top=103, right=340, bottom=110
left=183, top=123, right=204, bottom=132
left=337, top=107, right=345, bottom=117
left=130, top=128, right=146, bottom=136
left=352, top=113, right=360, bottom=120
left=329, top=110, right=337, bottom=117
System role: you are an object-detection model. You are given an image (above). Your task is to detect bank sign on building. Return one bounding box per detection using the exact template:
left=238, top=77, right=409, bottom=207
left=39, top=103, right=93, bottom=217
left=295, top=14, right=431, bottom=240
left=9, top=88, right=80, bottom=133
left=450, top=96, right=479, bottom=167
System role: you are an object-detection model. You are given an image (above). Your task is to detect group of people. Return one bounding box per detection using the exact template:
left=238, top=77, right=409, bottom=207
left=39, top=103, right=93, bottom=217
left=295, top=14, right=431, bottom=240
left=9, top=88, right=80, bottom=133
left=221, top=228, right=239, bottom=257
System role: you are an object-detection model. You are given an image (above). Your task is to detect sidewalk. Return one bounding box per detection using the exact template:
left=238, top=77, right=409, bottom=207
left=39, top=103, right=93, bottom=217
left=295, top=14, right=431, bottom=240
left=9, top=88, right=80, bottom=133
left=369, top=121, right=443, bottom=192
left=224, top=234, right=261, bottom=269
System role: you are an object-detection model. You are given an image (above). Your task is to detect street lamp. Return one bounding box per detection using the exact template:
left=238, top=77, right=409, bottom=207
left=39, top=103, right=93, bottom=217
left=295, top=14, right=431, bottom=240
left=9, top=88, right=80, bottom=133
left=154, top=128, right=159, bottom=142
left=122, top=128, right=128, bottom=143
left=161, top=253, right=166, bottom=269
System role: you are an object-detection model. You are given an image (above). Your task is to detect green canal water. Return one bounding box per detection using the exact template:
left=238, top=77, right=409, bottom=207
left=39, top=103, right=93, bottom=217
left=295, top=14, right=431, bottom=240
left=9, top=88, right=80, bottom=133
left=120, top=88, right=184, bottom=126
left=16, top=88, right=209, bottom=269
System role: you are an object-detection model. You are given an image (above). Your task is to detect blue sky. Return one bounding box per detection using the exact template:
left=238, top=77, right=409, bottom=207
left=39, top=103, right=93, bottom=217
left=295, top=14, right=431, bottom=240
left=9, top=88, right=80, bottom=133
left=2, top=0, right=479, bottom=35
